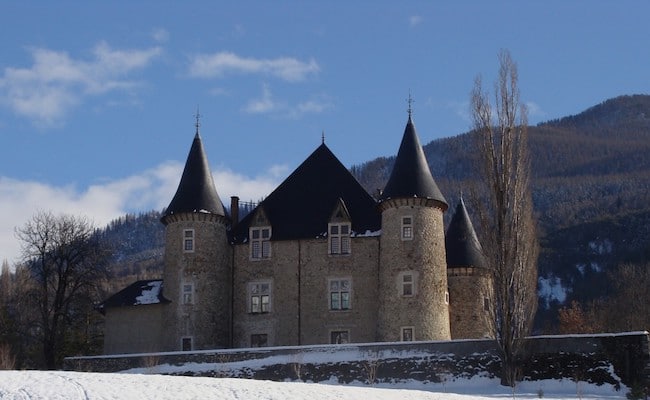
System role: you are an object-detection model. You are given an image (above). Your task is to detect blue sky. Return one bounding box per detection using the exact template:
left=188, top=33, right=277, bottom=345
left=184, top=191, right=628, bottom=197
left=2, top=1, right=650, bottom=263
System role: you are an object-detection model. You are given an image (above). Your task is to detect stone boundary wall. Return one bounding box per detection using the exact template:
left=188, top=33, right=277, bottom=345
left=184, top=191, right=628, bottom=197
left=65, top=332, right=649, bottom=388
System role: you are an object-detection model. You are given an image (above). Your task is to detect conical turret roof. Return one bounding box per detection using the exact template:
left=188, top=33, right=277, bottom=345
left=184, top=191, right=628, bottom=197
left=379, top=116, right=447, bottom=209
left=445, top=197, right=486, bottom=269
left=162, top=132, right=225, bottom=222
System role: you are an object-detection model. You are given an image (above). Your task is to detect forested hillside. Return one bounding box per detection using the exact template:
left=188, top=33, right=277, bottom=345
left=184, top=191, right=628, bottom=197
left=98, top=94, right=650, bottom=332
left=96, top=211, right=165, bottom=291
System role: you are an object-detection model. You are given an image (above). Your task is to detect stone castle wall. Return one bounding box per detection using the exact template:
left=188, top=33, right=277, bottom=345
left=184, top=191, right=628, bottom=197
left=298, top=237, right=379, bottom=345
left=232, top=236, right=380, bottom=347
left=103, top=304, right=165, bottom=355
left=162, top=213, right=232, bottom=351
left=378, top=199, right=450, bottom=341
left=66, top=332, right=650, bottom=390
left=448, top=267, right=493, bottom=339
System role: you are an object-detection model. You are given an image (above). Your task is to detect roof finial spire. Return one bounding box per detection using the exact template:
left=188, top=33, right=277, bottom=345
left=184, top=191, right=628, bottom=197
left=194, top=106, right=202, bottom=135
left=321, top=130, right=325, bottom=144
left=407, top=90, right=414, bottom=119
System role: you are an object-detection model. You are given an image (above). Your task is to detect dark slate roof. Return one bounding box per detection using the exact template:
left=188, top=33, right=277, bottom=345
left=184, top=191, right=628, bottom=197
left=231, top=143, right=381, bottom=242
left=162, top=133, right=226, bottom=222
left=379, top=117, right=447, bottom=209
left=445, top=198, right=486, bottom=269
left=96, top=280, right=170, bottom=314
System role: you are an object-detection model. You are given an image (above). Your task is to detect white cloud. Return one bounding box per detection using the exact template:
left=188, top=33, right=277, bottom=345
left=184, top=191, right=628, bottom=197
left=525, top=101, right=546, bottom=119
left=0, top=163, right=283, bottom=265
left=244, top=84, right=280, bottom=114
left=208, top=87, right=229, bottom=96
left=409, top=15, right=423, bottom=27
left=243, top=85, right=331, bottom=118
left=0, top=42, right=162, bottom=125
left=188, top=51, right=319, bottom=82
left=444, top=100, right=471, bottom=123
left=296, top=98, right=331, bottom=114
left=151, top=28, right=170, bottom=43
left=213, top=165, right=287, bottom=203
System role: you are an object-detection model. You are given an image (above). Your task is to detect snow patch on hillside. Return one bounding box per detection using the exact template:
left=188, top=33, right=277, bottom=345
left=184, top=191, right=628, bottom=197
left=589, top=239, right=613, bottom=255
left=539, top=275, right=568, bottom=308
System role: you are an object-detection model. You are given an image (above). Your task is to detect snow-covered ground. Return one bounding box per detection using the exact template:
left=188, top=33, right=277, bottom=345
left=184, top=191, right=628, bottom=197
left=0, top=370, right=629, bottom=399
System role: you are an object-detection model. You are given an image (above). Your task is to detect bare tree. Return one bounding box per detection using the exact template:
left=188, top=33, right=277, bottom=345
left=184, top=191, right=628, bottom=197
left=15, top=211, right=109, bottom=369
left=0, top=260, right=11, bottom=300
left=470, top=50, right=539, bottom=387
left=0, top=259, right=18, bottom=368
left=603, top=262, right=650, bottom=332
left=557, top=300, right=599, bottom=334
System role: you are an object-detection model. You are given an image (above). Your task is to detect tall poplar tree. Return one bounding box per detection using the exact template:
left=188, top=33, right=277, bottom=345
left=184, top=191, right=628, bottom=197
left=470, top=50, right=539, bottom=387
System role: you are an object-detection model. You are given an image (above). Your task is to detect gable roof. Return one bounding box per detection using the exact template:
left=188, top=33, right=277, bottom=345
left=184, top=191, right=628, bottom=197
left=96, top=280, right=170, bottom=314
left=445, top=198, right=486, bottom=269
left=379, top=117, right=447, bottom=209
left=162, top=132, right=226, bottom=223
left=231, top=143, right=381, bottom=242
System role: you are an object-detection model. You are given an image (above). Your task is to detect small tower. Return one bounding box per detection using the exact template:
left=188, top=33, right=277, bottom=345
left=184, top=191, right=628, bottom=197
left=160, top=116, right=232, bottom=351
left=446, top=197, right=493, bottom=339
left=377, top=112, right=451, bottom=342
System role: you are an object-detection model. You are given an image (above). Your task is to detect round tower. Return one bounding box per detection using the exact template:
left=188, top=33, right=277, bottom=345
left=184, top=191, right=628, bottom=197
left=377, top=114, right=451, bottom=342
left=446, top=197, right=493, bottom=339
left=160, top=121, right=232, bottom=351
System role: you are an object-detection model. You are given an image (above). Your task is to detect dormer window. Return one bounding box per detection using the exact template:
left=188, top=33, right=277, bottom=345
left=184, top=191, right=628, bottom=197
left=328, top=198, right=352, bottom=255
left=250, top=208, right=271, bottom=260
left=329, top=223, right=351, bottom=255
left=250, top=227, right=271, bottom=259
left=401, top=216, right=413, bottom=240
left=183, top=229, right=195, bottom=252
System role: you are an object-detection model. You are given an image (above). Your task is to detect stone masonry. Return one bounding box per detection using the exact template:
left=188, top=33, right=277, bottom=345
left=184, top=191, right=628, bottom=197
left=378, top=199, right=451, bottom=342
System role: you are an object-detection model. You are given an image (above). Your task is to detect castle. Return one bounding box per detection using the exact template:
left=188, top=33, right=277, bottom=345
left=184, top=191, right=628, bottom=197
left=98, top=111, right=492, bottom=354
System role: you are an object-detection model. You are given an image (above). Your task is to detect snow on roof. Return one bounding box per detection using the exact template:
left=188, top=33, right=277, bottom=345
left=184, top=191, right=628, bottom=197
left=97, top=279, right=169, bottom=312
left=135, top=281, right=163, bottom=305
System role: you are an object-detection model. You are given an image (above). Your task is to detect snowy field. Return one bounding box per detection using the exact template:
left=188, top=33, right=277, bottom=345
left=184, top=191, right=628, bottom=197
left=0, top=370, right=629, bottom=399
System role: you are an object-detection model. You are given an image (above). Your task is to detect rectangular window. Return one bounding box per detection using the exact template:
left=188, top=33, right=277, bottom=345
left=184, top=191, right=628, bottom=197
left=250, top=227, right=271, bottom=259
left=330, top=330, right=349, bottom=344
left=249, top=282, right=271, bottom=313
left=329, top=223, right=351, bottom=255
left=401, top=327, right=414, bottom=341
left=182, top=283, right=194, bottom=304
left=401, top=217, right=413, bottom=240
left=329, top=278, right=351, bottom=310
left=183, top=229, right=194, bottom=252
left=483, top=297, right=490, bottom=311
left=181, top=336, right=193, bottom=351
left=445, top=291, right=450, bottom=305
left=402, top=273, right=414, bottom=296
left=251, top=334, right=268, bottom=348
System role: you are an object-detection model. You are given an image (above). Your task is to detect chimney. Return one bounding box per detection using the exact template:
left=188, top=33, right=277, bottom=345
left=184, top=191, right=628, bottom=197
left=230, top=196, right=239, bottom=229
